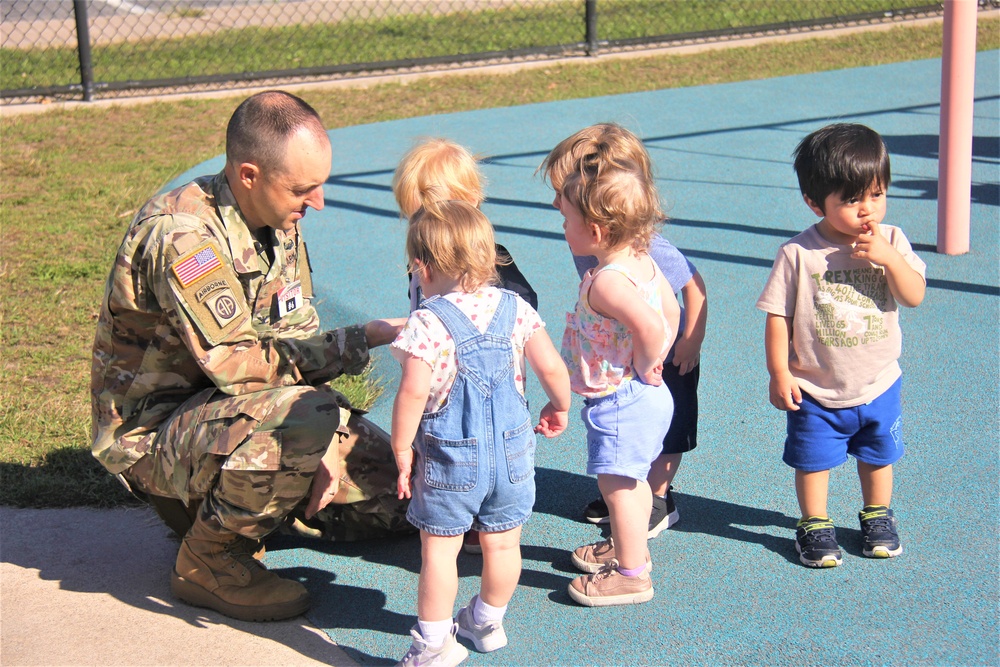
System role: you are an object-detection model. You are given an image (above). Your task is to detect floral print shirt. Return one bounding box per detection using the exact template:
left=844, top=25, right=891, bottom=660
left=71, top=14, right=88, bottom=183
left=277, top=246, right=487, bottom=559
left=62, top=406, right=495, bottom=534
left=562, top=261, right=671, bottom=398
left=391, top=286, right=544, bottom=412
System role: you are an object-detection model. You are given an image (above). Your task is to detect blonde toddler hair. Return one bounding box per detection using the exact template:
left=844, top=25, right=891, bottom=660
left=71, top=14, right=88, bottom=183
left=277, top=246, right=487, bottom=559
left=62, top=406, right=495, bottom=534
left=392, top=138, right=485, bottom=218
left=406, top=200, right=500, bottom=293
left=539, top=122, right=655, bottom=194
left=541, top=123, right=662, bottom=253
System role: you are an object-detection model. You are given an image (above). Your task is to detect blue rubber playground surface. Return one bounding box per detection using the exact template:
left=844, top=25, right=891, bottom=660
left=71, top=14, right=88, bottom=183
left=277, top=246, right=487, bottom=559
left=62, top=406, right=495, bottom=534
left=171, top=53, right=999, bottom=666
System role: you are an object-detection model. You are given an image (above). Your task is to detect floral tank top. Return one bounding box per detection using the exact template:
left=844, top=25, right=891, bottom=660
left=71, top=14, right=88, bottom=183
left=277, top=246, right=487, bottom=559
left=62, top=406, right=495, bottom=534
left=561, top=259, right=671, bottom=398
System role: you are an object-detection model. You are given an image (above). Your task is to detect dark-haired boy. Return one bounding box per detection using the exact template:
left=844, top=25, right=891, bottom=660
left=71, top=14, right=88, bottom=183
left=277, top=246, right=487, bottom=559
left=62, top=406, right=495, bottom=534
left=756, top=123, right=926, bottom=568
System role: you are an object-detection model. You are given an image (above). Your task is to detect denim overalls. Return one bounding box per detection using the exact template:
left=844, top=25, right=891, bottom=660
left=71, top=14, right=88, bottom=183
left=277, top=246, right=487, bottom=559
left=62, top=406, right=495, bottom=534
left=405, top=290, right=537, bottom=536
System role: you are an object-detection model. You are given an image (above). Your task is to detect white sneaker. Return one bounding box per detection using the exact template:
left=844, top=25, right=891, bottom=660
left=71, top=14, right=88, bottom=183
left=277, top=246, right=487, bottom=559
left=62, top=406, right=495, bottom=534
left=396, top=623, right=468, bottom=667
left=455, top=595, right=508, bottom=653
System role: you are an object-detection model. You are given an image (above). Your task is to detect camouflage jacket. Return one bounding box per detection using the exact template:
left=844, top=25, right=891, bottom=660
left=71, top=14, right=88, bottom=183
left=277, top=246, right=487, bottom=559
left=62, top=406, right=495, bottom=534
left=91, top=172, right=369, bottom=474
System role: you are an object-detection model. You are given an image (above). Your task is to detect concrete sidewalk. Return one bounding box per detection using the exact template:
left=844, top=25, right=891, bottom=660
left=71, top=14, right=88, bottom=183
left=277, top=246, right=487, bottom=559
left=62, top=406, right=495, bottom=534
left=0, top=506, right=356, bottom=667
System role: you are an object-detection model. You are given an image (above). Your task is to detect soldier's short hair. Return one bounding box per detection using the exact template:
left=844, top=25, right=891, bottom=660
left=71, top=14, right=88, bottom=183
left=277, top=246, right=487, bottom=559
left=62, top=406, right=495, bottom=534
left=226, top=90, right=325, bottom=175
left=406, top=200, right=502, bottom=294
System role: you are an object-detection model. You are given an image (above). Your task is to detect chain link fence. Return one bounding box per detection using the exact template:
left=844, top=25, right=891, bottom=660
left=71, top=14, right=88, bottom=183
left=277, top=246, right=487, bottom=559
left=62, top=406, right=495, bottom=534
left=0, top=0, right=966, bottom=104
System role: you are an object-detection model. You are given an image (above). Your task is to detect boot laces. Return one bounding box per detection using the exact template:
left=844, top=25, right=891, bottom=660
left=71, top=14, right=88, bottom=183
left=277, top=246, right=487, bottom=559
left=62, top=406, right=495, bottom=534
left=225, top=537, right=268, bottom=576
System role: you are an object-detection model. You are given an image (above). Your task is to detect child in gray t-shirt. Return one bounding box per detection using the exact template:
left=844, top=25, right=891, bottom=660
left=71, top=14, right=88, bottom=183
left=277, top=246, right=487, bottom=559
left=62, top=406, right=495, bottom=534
left=756, top=123, right=926, bottom=569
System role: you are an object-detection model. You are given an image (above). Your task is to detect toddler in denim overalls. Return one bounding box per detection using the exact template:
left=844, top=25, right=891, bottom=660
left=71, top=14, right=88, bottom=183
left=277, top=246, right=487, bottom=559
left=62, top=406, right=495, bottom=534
left=390, top=200, right=570, bottom=667
left=408, top=290, right=538, bottom=535
left=391, top=137, right=539, bottom=558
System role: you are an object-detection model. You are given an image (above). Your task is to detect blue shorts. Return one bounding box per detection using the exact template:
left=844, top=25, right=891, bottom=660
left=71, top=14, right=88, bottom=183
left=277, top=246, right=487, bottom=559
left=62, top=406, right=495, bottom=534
left=406, top=419, right=536, bottom=536
left=783, top=377, right=905, bottom=472
left=583, top=379, right=673, bottom=480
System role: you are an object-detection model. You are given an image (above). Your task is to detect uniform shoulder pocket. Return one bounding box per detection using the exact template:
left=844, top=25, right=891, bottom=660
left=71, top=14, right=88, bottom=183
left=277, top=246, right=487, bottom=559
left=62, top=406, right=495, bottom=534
left=167, top=240, right=250, bottom=346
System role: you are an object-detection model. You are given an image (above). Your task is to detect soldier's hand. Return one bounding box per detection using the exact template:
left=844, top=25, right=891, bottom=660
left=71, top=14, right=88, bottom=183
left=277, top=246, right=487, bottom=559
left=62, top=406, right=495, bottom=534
left=365, top=317, right=407, bottom=348
left=303, top=448, right=341, bottom=519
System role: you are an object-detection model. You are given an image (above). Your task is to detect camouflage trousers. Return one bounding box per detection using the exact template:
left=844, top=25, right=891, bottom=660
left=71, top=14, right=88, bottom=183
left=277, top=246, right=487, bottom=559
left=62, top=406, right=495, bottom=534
left=122, top=384, right=413, bottom=541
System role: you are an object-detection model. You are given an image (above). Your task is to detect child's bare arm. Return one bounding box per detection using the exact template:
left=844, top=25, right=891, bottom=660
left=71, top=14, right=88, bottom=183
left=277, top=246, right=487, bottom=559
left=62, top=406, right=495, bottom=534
left=391, top=354, right=432, bottom=499
left=660, top=275, right=681, bottom=354
left=672, top=271, right=708, bottom=375
left=590, top=270, right=666, bottom=385
left=764, top=313, right=801, bottom=411
left=524, top=328, right=571, bottom=438
left=852, top=220, right=925, bottom=307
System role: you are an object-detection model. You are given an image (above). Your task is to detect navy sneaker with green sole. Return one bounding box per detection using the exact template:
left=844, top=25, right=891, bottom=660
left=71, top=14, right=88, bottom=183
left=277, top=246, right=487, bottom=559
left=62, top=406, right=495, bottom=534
left=795, top=517, right=843, bottom=568
left=859, top=505, right=903, bottom=558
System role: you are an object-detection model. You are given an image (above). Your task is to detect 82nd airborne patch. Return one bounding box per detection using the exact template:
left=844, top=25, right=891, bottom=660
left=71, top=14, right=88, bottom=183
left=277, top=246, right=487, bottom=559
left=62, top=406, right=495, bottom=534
left=204, top=288, right=241, bottom=328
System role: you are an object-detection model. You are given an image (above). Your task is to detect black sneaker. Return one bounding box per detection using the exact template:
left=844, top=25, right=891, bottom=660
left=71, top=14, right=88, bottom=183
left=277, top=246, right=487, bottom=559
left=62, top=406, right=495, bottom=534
left=648, top=487, right=680, bottom=538
left=462, top=529, right=482, bottom=555
left=859, top=505, right=903, bottom=558
left=795, top=517, right=843, bottom=568
left=583, top=496, right=610, bottom=524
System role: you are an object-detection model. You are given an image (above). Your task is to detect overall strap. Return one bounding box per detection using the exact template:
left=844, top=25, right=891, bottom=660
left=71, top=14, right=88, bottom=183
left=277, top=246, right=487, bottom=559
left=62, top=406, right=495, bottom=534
left=421, top=294, right=480, bottom=347
left=483, top=289, right=517, bottom=340
left=422, top=290, right=518, bottom=348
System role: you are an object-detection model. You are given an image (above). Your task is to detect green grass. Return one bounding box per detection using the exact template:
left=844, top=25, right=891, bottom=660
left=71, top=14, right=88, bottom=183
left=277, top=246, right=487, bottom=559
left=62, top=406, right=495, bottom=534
left=2, top=19, right=998, bottom=508
left=2, top=0, right=935, bottom=90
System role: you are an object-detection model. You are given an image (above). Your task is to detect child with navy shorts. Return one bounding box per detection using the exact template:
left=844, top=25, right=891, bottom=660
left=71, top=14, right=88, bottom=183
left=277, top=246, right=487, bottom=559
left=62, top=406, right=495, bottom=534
left=757, top=123, right=926, bottom=568
left=390, top=200, right=570, bottom=666
left=542, top=125, right=681, bottom=606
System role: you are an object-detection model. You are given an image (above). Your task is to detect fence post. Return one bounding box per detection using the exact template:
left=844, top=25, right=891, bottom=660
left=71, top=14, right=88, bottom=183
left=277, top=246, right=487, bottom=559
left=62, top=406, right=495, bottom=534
left=585, top=0, right=598, bottom=56
left=73, top=0, right=95, bottom=101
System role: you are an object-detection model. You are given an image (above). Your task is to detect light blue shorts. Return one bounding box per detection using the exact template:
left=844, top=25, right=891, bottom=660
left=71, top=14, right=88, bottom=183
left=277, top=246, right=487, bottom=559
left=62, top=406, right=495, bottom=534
left=784, top=376, right=905, bottom=472
left=583, top=378, right=673, bottom=480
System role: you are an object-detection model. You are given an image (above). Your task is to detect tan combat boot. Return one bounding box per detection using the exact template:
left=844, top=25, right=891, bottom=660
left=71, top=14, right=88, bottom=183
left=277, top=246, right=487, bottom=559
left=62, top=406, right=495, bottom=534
left=170, top=515, right=309, bottom=622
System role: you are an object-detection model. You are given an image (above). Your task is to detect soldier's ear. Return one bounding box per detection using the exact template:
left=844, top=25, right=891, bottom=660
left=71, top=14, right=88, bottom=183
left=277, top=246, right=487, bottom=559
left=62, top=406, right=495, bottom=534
left=237, top=162, right=260, bottom=190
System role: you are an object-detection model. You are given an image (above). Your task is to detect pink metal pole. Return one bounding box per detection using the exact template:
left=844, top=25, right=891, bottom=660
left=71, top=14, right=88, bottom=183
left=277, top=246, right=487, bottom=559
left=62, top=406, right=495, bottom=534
left=936, top=0, right=978, bottom=255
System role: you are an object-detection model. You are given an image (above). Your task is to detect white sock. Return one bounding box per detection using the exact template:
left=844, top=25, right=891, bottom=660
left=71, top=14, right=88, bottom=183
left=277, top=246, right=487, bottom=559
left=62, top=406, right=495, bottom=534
left=472, top=595, right=507, bottom=625
left=417, top=618, right=453, bottom=649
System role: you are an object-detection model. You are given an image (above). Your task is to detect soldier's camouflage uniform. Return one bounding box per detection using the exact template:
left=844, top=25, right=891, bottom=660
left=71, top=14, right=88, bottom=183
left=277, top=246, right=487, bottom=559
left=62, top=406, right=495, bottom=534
left=91, top=172, right=412, bottom=541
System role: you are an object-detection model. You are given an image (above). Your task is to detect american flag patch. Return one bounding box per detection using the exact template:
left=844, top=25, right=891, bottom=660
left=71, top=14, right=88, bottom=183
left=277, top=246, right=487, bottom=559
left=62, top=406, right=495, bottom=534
left=172, top=245, right=222, bottom=287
